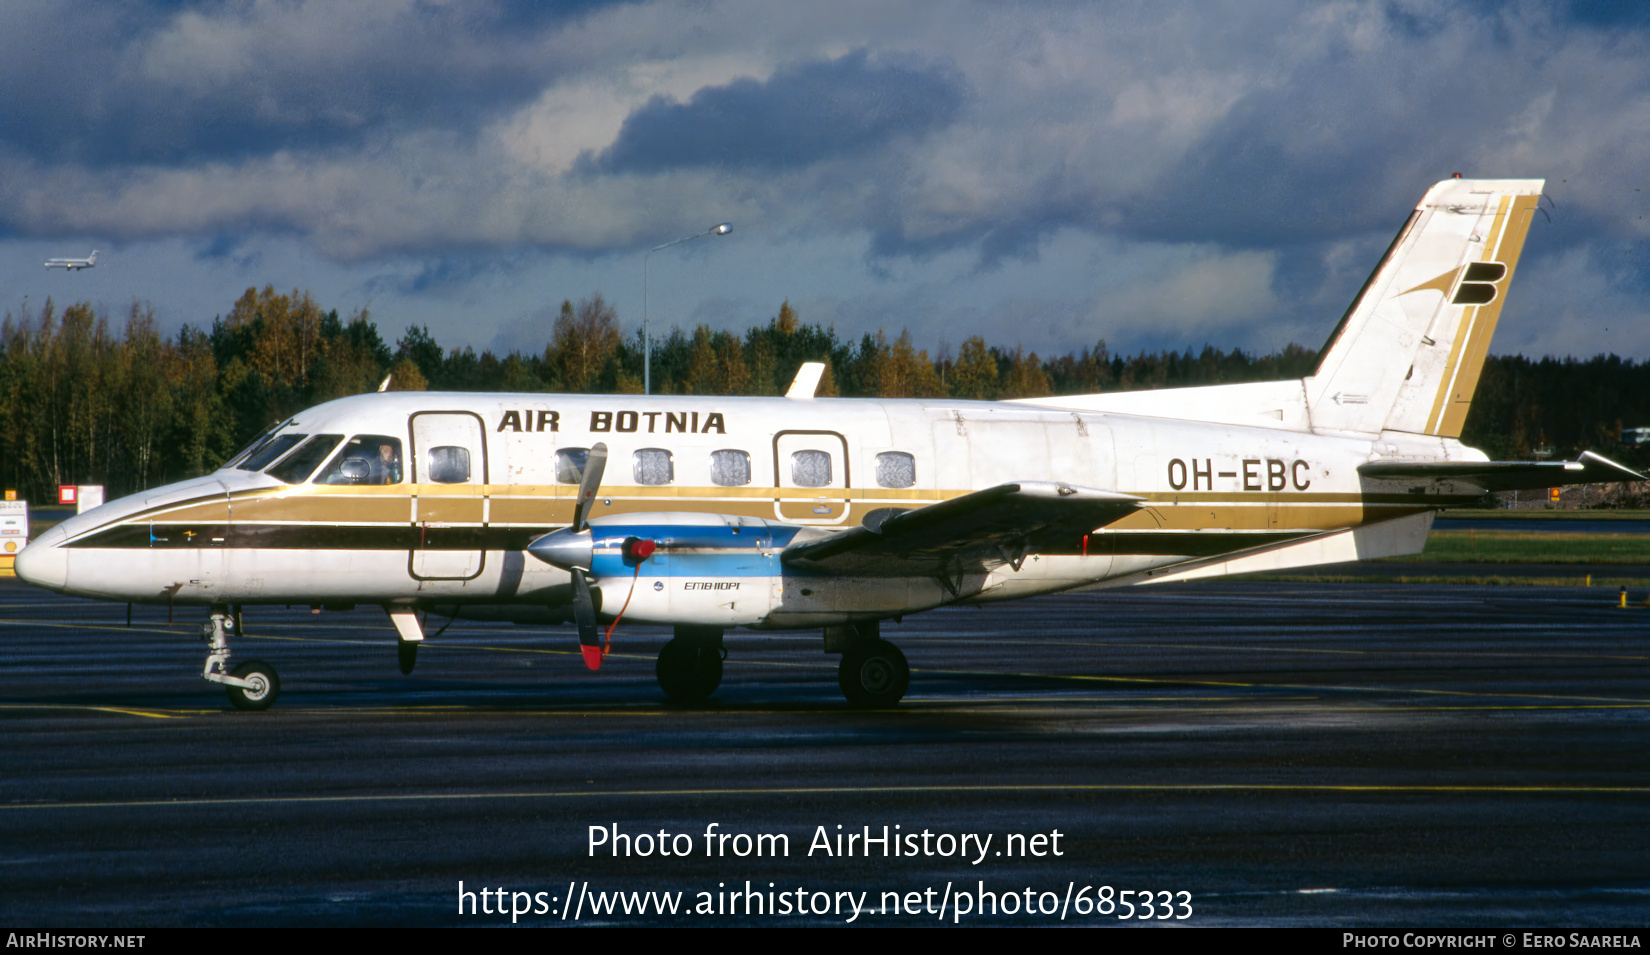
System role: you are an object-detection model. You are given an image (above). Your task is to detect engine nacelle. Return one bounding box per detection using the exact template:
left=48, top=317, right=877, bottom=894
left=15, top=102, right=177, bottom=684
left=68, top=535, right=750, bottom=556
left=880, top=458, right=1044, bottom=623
left=529, top=512, right=802, bottom=627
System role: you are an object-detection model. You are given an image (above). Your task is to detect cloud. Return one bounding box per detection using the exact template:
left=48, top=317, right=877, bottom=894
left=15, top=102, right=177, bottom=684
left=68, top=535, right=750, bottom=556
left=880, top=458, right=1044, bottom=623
left=0, top=0, right=629, bottom=167
left=0, top=1, right=1648, bottom=360
left=583, top=50, right=965, bottom=174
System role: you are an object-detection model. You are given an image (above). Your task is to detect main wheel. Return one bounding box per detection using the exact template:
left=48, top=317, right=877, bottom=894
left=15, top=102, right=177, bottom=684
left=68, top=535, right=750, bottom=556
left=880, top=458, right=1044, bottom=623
left=226, top=660, right=280, bottom=711
left=838, top=640, right=909, bottom=708
left=656, top=639, right=723, bottom=703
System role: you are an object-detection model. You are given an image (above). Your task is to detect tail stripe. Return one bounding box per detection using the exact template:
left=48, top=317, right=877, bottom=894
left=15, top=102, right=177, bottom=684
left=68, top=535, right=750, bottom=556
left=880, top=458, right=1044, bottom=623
left=1429, top=194, right=1538, bottom=437
left=1425, top=194, right=1510, bottom=434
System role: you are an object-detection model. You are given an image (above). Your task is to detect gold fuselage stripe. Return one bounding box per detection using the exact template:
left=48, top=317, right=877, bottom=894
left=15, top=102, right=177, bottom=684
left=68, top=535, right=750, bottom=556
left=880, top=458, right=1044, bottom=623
left=112, top=483, right=1453, bottom=540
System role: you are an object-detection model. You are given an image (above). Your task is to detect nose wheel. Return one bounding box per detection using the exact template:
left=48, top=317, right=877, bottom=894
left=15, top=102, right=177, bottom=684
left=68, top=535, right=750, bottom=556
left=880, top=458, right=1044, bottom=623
left=201, top=607, right=282, bottom=711
left=226, top=660, right=281, bottom=711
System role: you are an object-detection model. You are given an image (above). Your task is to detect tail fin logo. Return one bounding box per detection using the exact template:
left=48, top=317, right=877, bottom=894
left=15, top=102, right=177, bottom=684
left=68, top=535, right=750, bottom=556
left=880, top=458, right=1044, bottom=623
left=1451, top=262, right=1506, bottom=305
left=1399, top=260, right=1509, bottom=306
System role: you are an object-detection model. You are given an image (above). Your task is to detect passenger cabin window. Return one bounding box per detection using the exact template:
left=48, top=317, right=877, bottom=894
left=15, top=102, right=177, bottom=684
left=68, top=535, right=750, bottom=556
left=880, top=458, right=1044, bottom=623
left=791, top=449, right=832, bottom=488
left=634, top=448, right=674, bottom=486
left=238, top=433, right=306, bottom=472
left=556, top=448, right=589, bottom=485
left=426, top=446, right=472, bottom=484
left=875, top=451, right=916, bottom=489
left=314, top=436, right=404, bottom=485
left=710, top=449, right=751, bottom=487
left=267, top=435, right=343, bottom=484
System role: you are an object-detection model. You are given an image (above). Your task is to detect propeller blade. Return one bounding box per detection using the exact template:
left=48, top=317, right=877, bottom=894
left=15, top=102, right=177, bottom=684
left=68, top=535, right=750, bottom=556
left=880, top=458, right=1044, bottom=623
left=572, top=442, right=608, bottom=532
left=570, top=568, right=602, bottom=671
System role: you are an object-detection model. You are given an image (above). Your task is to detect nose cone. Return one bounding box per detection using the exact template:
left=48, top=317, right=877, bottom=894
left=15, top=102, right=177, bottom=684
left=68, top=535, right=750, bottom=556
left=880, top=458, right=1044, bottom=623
left=14, top=535, right=67, bottom=591
left=527, top=527, right=593, bottom=571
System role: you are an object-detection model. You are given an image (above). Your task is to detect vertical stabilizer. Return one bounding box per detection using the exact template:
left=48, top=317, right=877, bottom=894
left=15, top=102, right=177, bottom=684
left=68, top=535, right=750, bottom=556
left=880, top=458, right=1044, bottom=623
left=1305, top=178, right=1543, bottom=437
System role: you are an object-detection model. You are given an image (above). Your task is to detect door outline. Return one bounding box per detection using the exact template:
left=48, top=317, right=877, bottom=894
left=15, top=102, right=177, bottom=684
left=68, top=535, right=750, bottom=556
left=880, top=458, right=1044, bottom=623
left=409, top=410, right=489, bottom=581
left=772, top=429, right=851, bottom=525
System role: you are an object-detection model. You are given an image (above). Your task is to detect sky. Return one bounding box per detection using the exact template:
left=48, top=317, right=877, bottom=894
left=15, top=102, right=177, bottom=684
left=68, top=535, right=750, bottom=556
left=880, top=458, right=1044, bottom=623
left=0, top=0, right=1646, bottom=363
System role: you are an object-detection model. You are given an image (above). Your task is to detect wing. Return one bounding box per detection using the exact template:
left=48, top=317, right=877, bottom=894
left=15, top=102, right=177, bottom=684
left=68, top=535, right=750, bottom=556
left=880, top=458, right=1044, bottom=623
left=1358, top=450, right=1644, bottom=492
left=782, top=481, right=1140, bottom=577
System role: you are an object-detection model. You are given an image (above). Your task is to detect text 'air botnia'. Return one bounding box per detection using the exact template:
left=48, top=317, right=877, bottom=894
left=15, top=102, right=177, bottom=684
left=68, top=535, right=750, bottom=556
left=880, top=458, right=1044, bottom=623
left=495, top=408, right=727, bottom=434
left=590, top=824, right=1065, bottom=864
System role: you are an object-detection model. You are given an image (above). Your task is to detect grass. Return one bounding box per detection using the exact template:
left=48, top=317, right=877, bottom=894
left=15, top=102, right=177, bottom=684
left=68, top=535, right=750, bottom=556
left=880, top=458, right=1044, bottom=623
left=1400, top=530, right=1650, bottom=564
left=1437, top=508, right=1650, bottom=520
left=1246, top=573, right=1650, bottom=588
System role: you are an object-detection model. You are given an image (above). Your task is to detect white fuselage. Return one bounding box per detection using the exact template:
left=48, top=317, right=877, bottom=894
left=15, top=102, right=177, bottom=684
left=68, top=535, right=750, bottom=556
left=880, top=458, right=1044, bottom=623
left=16, top=389, right=1468, bottom=629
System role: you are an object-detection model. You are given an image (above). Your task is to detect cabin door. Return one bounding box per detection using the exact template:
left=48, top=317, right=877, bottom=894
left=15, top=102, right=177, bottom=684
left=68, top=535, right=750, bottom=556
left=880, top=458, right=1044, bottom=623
left=773, top=430, right=851, bottom=525
left=409, top=411, right=489, bottom=581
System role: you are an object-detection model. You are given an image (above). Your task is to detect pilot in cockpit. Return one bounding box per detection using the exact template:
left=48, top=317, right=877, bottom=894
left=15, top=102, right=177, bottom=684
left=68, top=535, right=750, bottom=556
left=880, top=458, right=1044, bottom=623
left=372, top=442, right=402, bottom=485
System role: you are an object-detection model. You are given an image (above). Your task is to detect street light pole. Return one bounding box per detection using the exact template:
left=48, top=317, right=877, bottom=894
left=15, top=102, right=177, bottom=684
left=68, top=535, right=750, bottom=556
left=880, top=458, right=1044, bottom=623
left=644, top=222, right=732, bottom=395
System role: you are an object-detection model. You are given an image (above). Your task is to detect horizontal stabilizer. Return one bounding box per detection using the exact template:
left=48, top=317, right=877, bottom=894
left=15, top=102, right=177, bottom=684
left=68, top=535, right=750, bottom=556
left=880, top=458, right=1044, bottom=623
left=783, top=481, right=1139, bottom=577
left=1358, top=450, right=1644, bottom=492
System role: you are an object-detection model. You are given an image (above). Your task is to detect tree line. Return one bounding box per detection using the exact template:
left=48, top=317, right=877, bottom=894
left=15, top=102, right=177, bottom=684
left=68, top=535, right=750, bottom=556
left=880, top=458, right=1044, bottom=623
left=1, top=287, right=1645, bottom=501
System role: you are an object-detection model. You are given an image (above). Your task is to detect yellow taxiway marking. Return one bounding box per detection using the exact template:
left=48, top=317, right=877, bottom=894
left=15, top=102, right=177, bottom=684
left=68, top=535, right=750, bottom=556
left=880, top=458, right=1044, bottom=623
left=6, top=782, right=1649, bottom=812
left=0, top=703, right=190, bottom=719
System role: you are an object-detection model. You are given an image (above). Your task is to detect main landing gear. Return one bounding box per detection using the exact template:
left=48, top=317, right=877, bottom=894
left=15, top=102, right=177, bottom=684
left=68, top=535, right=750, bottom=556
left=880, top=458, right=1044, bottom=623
left=656, top=625, right=724, bottom=704
left=201, top=606, right=280, bottom=711
left=827, top=621, right=909, bottom=708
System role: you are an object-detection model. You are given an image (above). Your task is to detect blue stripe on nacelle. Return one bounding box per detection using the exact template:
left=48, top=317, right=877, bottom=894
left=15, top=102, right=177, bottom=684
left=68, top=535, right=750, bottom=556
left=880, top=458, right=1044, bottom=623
left=586, top=521, right=801, bottom=580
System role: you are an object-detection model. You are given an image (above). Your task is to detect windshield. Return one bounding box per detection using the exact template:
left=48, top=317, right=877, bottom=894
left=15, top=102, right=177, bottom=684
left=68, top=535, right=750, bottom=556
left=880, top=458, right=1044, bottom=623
left=237, top=433, right=307, bottom=472
left=266, top=435, right=344, bottom=484
left=219, top=420, right=287, bottom=470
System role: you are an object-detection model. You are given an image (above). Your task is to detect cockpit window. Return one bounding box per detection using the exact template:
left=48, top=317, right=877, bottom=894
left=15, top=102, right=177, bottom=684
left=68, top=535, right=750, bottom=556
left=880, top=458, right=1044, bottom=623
left=237, top=433, right=306, bottom=472
left=220, top=420, right=286, bottom=470
left=266, top=435, right=343, bottom=484
left=314, top=436, right=404, bottom=485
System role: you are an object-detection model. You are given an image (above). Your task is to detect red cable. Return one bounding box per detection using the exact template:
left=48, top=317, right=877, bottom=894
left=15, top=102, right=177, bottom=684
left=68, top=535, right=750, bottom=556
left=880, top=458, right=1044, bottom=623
left=601, top=563, right=642, bottom=657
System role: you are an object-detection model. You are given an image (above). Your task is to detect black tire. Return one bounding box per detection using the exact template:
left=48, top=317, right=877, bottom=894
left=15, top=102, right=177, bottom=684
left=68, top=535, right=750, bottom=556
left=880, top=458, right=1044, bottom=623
left=838, top=640, right=909, bottom=708
left=398, top=640, right=418, bottom=675
left=656, top=639, right=723, bottom=703
left=226, top=660, right=280, bottom=711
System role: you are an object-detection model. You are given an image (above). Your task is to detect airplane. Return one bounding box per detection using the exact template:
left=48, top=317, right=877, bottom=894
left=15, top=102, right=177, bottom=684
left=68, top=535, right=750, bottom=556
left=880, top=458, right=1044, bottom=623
left=43, top=250, right=98, bottom=271
left=15, top=177, right=1644, bottom=712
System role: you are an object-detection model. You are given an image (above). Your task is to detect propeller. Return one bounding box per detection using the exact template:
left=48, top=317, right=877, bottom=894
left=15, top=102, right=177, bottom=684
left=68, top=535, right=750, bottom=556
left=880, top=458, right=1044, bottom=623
left=568, top=443, right=607, bottom=670
left=524, top=443, right=609, bottom=670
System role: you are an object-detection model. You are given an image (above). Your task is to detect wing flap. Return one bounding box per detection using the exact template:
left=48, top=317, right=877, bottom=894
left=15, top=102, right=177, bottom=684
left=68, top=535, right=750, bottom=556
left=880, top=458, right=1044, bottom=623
left=782, top=481, right=1140, bottom=576
left=1358, top=450, right=1644, bottom=492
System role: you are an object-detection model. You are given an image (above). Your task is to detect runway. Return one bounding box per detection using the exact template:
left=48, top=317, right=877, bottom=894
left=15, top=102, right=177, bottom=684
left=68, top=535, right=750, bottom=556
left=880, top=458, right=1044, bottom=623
left=2, top=578, right=1647, bottom=926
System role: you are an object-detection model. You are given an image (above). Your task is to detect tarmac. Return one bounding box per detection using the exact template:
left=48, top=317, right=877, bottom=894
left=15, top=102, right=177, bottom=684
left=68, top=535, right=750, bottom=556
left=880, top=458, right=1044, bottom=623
left=1, top=577, right=1647, bottom=926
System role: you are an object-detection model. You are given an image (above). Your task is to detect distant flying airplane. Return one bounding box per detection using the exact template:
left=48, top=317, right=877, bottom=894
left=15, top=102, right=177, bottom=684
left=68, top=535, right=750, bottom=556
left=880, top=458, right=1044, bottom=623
left=44, top=250, right=97, bottom=271
left=16, top=177, right=1645, bottom=713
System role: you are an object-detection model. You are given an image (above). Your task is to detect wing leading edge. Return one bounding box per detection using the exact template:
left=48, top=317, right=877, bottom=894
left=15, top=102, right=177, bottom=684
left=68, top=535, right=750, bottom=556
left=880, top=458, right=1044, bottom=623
left=1359, top=450, right=1644, bottom=492
left=782, top=481, right=1140, bottom=577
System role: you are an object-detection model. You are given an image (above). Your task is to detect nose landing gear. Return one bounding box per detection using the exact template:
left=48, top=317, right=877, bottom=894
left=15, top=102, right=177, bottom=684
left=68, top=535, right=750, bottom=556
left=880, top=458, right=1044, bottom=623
left=201, top=606, right=281, bottom=711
